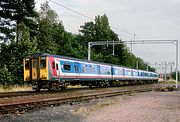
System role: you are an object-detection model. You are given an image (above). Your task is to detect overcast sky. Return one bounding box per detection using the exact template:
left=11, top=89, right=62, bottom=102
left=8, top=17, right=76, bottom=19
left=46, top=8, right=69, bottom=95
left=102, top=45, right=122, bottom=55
left=35, top=0, right=180, bottom=72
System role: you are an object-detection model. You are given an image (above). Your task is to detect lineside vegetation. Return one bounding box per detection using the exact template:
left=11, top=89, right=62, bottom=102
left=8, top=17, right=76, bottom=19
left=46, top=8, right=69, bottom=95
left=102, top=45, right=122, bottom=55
left=0, top=1, right=156, bottom=86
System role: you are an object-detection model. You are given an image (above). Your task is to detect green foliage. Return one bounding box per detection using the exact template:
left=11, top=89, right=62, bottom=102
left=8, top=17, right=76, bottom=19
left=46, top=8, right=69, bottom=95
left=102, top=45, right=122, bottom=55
left=0, top=0, right=38, bottom=44
left=79, top=14, right=127, bottom=64
left=0, top=1, right=156, bottom=87
left=0, top=23, right=38, bottom=85
left=39, top=1, right=59, bottom=23
left=171, top=71, right=180, bottom=81
left=0, top=65, right=13, bottom=85
left=36, top=1, right=63, bottom=54
left=36, top=1, right=81, bottom=59
left=79, top=14, right=154, bottom=70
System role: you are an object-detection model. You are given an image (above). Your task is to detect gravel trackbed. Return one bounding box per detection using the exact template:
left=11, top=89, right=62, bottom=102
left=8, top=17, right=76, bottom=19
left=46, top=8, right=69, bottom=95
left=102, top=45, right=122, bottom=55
left=85, top=90, right=180, bottom=122
left=1, top=89, right=180, bottom=122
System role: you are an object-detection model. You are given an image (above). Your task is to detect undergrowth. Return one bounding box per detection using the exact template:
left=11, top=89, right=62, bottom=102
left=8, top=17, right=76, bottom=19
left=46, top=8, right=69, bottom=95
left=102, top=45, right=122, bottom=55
left=0, top=84, right=32, bottom=92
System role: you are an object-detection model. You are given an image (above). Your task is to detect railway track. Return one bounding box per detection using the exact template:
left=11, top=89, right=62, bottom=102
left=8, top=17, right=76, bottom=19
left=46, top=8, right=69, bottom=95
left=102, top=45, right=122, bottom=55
left=0, top=83, right=170, bottom=115
left=0, top=87, right=90, bottom=98
left=0, top=82, right=163, bottom=99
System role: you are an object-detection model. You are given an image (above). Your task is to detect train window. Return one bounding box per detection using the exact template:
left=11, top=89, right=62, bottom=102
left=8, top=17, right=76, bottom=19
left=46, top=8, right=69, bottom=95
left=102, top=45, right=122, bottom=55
left=40, top=58, right=46, bottom=69
left=115, top=69, right=119, bottom=75
left=33, top=60, right=37, bottom=68
left=64, top=63, right=71, bottom=71
left=107, top=71, right=111, bottom=74
left=25, top=59, right=30, bottom=70
left=82, top=64, right=95, bottom=73
left=126, top=70, right=131, bottom=76
left=74, top=65, right=77, bottom=71
left=82, top=65, right=85, bottom=72
left=100, top=66, right=111, bottom=75
left=52, top=62, right=55, bottom=69
left=122, top=69, right=125, bottom=76
left=56, top=63, right=58, bottom=70
left=88, top=65, right=95, bottom=72
left=131, top=71, right=133, bottom=76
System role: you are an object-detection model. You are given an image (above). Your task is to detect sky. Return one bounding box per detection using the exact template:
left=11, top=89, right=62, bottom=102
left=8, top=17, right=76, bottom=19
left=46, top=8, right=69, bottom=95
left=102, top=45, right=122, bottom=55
left=35, top=0, right=180, bottom=73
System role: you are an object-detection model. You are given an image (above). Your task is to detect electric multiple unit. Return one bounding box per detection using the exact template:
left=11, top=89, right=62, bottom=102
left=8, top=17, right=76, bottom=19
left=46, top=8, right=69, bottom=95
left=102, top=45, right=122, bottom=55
left=24, top=53, right=159, bottom=91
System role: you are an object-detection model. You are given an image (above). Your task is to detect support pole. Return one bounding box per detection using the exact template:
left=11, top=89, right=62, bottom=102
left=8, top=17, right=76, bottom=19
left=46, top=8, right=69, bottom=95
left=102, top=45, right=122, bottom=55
left=136, top=61, right=138, bottom=69
left=165, top=61, right=167, bottom=83
left=147, top=65, right=149, bottom=71
left=176, top=40, right=178, bottom=88
left=130, top=39, right=132, bottom=53
left=88, top=42, right=91, bottom=61
left=113, top=40, right=114, bottom=56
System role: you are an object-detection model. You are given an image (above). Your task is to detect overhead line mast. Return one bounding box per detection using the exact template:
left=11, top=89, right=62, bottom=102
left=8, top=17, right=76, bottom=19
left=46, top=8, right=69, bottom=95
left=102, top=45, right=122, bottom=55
left=88, top=40, right=179, bottom=88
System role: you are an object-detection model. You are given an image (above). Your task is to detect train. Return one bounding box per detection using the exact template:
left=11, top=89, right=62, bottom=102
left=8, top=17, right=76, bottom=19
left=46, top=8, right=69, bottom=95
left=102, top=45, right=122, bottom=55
left=24, top=53, right=159, bottom=91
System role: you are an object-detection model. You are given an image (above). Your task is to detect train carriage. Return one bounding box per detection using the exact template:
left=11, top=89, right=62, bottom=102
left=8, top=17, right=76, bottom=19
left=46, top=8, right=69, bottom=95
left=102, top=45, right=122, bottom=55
left=24, top=53, right=159, bottom=91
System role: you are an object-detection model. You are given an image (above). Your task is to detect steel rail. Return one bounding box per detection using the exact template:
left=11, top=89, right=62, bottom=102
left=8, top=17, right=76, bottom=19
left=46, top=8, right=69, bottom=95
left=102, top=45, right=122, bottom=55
left=0, top=86, right=160, bottom=115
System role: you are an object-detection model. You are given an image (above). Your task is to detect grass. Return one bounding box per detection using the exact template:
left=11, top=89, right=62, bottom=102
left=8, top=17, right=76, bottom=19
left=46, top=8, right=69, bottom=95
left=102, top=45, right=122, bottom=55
left=165, top=79, right=180, bottom=84
left=0, top=84, right=84, bottom=92
left=76, top=98, right=118, bottom=116
left=0, top=84, right=32, bottom=92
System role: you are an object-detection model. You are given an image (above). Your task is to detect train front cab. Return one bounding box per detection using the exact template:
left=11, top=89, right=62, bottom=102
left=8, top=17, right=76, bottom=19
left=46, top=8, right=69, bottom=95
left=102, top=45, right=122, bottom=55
left=24, top=55, right=49, bottom=90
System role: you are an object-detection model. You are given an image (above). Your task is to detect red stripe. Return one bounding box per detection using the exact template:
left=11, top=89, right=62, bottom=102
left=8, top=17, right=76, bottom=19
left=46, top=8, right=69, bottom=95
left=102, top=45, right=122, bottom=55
left=56, top=75, right=112, bottom=79
left=49, top=57, right=57, bottom=76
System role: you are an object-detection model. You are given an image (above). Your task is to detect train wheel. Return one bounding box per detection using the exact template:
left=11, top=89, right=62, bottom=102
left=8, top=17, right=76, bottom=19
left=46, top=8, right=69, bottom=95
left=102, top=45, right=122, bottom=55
left=33, top=88, right=40, bottom=92
left=89, top=85, right=93, bottom=89
left=48, top=82, right=52, bottom=91
left=61, top=86, right=65, bottom=91
left=89, top=82, right=93, bottom=89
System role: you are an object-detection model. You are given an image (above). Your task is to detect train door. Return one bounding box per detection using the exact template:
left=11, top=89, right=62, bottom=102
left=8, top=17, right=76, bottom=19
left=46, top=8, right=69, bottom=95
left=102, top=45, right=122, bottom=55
left=56, top=59, right=60, bottom=77
left=24, top=58, right=30, bottom=81
left=97, top=65, right=100, bottom=79
left=31, top=58, right=40, bottom=80
left=40, top=57, right=48, bottom=80
left=74, top=62, right=80, bottom=79
left=122, top=69, right=125, bottom=76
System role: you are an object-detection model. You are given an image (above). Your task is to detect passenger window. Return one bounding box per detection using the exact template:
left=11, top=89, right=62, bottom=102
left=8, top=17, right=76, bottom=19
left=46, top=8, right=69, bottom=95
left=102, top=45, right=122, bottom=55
left=25, top=59, right=30, bottom=70
left=82, top=65, right=85, bottom=72
left=56, top=63, right=59, bottom=70
left=40, top=57, right=46, bottom=69
left=107, top=71, right=110, bottom=74
left=33, top=60, right=37, bottom=68
left=64, top=63, right=71, bottom=71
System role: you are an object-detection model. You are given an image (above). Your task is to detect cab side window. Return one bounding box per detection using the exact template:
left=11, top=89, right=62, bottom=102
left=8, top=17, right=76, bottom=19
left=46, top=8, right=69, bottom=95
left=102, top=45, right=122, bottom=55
left=52, top=62, right=55, bottom=69
left=25, top=59, right=30, bottom=70
left=40, top=57, right=46, bottom=69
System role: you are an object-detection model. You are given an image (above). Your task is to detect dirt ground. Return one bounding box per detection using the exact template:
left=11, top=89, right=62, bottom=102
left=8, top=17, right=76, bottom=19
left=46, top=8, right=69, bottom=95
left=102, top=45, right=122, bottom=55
left=1, top=90, right=180, bottom=122
left=84, top=90, right=180, bottom=122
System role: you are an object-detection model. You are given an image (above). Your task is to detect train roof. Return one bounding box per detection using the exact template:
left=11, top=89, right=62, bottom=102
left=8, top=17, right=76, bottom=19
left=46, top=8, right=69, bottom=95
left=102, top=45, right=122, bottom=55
left=28, top=53, right=158, bottom=74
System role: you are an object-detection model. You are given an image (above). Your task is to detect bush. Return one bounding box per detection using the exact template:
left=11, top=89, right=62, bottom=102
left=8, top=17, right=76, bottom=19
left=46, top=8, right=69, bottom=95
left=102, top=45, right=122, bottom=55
left=171, top=71, right=180, bottom=81
left=0, top=65, right=14, bottom=85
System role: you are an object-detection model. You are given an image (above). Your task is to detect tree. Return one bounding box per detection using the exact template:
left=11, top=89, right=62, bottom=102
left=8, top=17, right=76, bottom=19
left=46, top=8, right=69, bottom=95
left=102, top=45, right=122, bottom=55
left=79, top=14, right=127, bottom=64
left=39, top=1, right=59, bottom=24
left=78, top=14, right=153, bottom=70
left=0, top=0, right=38, bottom=44
left=0, top=65, right=13, bottom=85
left=171, top=71, right=180, bottom=81
left=36, top=1, right=61, bottom=54
left=37, top=1, right=79, bottom=57
left=79, top=21, right=95, bottom=46
left=0, top=22, right=38, bottom=85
